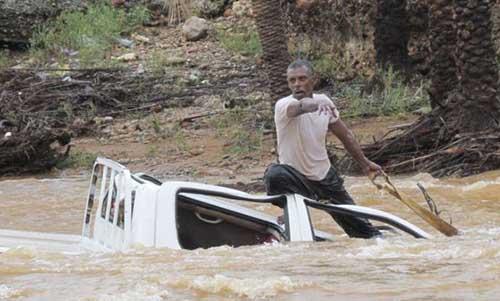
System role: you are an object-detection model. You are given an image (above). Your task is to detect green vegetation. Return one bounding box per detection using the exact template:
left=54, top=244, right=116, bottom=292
left=146, top=50, right=186, bottom=75
left=151, top=115, right=163, bottom=134
left=164, top=124, right=189, bottom=152
left=56, top=151, right=97, bottom=169
left=289, top=37, right=362, bottom=83
left=311, top=53, right=350, bottom=82
left=30, top=1, right=149, bottom=67
left=210, top=108, right=264, bottom=155
left=227, top=126, right=263, bottom=154
left=174, top=128, right=189, bottom=152
left=289, top=37, right=428, bottom=117
left=216, top=25, right=262, bottom=57
left=146, top=144, right=159, bottom=158
left=0, top=51, right=9, bottom=69
left=146, top=50, right=169, bottom=75
left=339, top=68, right=430, bottom=117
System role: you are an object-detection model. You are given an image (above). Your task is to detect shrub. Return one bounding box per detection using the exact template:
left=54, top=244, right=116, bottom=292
left=0, top=51, right=9, bottom=69
left=56, top=151, right=97, bottom=169
left=30, top=1, right=149, bottom=67
left=210, top=108, right=264, bottom=155
left=339, top=68, right=430, bottom=117
left=146, top=49, right=186, bottom=75
left=216, top=25, right=262, bottom=57
left=312, top=54, right=341, bottom=82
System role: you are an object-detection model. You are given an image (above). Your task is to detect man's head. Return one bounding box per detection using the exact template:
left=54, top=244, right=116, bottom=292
left=287, top=59, right=316, bottom=100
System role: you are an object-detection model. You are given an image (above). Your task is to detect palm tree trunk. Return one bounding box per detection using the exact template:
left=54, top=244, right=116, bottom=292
left=374, top=0, right=411, bottom=72
left=428, top=0, right=458, bottom=109
left=454, top=0, right=500, bottom=131
left=251, top=0, right=291, bottom=99
left=342, top=0, right=500, bottom=177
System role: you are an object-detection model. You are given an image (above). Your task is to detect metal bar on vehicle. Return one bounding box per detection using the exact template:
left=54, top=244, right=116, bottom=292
left=82, top=164, right=100, bottom=237
left=105, top=169, right=116, bottom=222
left=96, top=165, right=108, bottom=221
left=305, top=199, right=432, bottom=239
left=112, top=172, right=124, bottom=227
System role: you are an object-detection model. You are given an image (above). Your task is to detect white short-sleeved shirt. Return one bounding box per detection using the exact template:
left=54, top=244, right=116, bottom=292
left=275, top=93, right=340, bottom=181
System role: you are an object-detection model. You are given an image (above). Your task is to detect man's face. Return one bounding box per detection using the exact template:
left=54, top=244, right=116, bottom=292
left=287, top=66, right=315, bottom=100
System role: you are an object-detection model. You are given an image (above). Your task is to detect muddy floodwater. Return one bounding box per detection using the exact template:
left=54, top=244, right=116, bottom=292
left=1, top=171, right=499, bottom=301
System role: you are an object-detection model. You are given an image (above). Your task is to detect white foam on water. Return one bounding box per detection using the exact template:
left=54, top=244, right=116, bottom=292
left=0, top=284, right=22, bottom=300
left=344, top=238, right=422, bottom=259
left=95, top=284, right=169, bottom=301
left=419, top=245, right=484, bottom=260
left=469, top=226, right=500, bottom=236
left=172, top=274, right=310, bottom=299
left=389, top=174, right=500, bottom=193
left=1, top=246, right=38, bottom=259
left=39, top=176, right=86, bottom=183
left=460, top=179, right=500, bottom=192
left=0, top=176, right=85, bottom=185
left=347, top=180, right=459, bottom=199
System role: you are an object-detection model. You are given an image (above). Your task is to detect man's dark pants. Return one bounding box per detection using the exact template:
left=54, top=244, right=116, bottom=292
left=264, top=163, right=381, bottom=239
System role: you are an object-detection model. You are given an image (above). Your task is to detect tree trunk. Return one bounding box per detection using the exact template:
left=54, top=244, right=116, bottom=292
left=374, top=0, right=411, bottom=72
left=428, top=0, right=458, bottom=109
left=251, top=0, right=291, bottom=99
left=454, top=0, right=500, bottom=131
left=0, top=0, right=85, bottom=45
left=337, top=0, right=500, bottom=177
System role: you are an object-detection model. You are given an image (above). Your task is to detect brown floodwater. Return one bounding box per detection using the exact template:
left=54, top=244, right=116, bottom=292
left=0, top=170, right=499, bottom=301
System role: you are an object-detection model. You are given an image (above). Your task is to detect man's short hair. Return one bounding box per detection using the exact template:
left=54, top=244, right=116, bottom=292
left=287, top=59, right=314, bottom=76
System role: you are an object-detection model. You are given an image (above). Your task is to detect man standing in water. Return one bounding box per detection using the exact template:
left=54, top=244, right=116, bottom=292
left=264, top=59, right=382, bottom=238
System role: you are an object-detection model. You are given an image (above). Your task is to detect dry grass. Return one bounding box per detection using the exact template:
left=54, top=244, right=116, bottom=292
left=161, top=0, right=192, bottom=25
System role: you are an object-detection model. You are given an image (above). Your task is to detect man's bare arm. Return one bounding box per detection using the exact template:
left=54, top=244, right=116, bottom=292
left=286, top=97, right=317, bottom=117
left=329, top=119, right=382, bottom=175
left=286, top=97, right=335, bottom=118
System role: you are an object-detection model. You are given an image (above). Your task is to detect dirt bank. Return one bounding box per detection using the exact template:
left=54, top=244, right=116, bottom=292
left=70, top=108, right=417, bottom=191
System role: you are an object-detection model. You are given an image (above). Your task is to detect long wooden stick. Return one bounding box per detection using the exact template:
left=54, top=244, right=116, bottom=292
left=370, top=171, right=459, bottom=237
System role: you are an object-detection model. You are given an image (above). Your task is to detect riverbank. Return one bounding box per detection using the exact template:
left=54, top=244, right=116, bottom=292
left=64, top=111, right=418, bottom=191
left=0, top=2, right=426, bottom=182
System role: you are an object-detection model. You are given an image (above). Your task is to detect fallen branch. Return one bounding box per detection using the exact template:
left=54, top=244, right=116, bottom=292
left=180, top=111, right=221, bottom=124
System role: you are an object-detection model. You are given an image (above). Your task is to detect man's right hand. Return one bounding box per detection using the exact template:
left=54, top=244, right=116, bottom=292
left=362, top=160, right=383, bottom=178
left=317, top=99, right=337, bottom=118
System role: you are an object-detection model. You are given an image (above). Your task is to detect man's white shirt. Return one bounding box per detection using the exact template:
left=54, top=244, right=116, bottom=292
left=274, top=93, right=340, bottom=181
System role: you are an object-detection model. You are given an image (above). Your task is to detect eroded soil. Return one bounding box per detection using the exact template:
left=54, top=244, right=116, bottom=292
left=72, top=108, right=416, bottom=191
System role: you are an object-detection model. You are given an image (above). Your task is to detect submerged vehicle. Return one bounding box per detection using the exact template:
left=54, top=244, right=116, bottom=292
left=0, top=157, right=431, bottom=253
